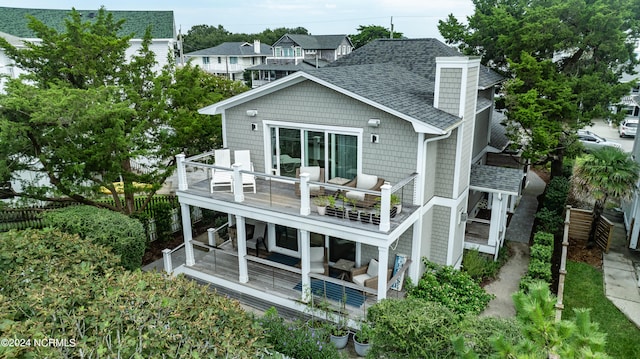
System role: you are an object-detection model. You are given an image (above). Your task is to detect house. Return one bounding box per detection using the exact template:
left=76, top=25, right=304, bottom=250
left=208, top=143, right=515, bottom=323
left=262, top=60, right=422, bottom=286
left=166, top=38, right=519, bottom=318
left=0, top=6, right=176, bottom=91
left=248, top=34, right=353, bottom=87
left=182, top=40, right=272, bottom=82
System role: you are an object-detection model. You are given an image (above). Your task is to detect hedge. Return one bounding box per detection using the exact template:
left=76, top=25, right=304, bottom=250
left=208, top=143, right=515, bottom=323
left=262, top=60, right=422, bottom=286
left=42, top=205, right=146, bottom=270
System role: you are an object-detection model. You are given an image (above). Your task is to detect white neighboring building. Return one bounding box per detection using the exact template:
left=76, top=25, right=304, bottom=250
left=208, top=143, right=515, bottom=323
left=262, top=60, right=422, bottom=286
left=183, top=41, right=272, bottom=82
left=0, top=6, right=176, bottom=92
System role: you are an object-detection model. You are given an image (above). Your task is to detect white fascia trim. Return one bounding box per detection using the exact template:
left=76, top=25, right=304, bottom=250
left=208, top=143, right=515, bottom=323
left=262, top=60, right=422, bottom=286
left=198, top=72, right=309, bottom=115
left=262, top=120, right=363, bottom=136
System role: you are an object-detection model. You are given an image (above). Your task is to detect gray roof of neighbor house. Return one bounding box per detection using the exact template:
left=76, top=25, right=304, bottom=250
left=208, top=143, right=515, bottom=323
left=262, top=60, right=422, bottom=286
left=185, top=42, right=272, bottom=57
left=275, top=34, right=351, bottom=50
left=490, top=111, right=511, bottom=151
left=470, top=164, right=522, bottom=195
left=328, top=38, right=504, bottom=89
left=0, top=7, right=175, bottom=39
left=303, top=63, right=461, bottom=131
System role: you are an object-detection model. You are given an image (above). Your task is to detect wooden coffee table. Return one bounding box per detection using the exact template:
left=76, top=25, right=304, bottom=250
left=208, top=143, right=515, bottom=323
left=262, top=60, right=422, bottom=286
left=332, top=258, right=355, bottom=281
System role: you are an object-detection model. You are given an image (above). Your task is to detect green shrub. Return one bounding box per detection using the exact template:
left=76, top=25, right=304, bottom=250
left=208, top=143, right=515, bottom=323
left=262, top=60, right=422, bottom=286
left=0, top=229, right=267, bottom=358
left=149, top=201, right=175, bottom=242
left=42, top=205, right=146, bottom=270
left=527, top=259, right=552, bottom=283
left=367, top=298, right=460, bottom=358
left=461, top=249, right=501, bottom=282
left=407, top=259, right=494, bottom=315
left=258, top=307, right=342, bottom=359
left=530, top=243, right=553, bottom=263
left=543, top=177, right=570, bottom=213
left=533, top=231, right=554, bottom=247
left=456, top=316, right=524, bottom=358
left=535, top=207, right=564, bottom=233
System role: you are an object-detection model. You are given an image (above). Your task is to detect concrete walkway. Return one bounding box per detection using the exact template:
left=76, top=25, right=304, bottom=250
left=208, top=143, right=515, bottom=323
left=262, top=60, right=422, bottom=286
left=481, top=170, right=546, bottom=317
left=602, top=218, right=640, bottom=328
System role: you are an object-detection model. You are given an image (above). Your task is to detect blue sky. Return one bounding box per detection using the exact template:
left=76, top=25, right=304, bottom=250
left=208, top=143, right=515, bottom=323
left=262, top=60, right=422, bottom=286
left=0, top=0, right=474, bottom=40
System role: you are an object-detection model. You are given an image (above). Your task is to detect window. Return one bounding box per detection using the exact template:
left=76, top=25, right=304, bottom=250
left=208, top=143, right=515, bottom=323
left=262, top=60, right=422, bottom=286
left=270, top=126, right=359, bottom=180
left=283, top=48, right=294, bottom=57
left=229, top=57, right=238, bottom=64
left=202, top=57, right=210, bottom=64
left=274, top=47, right=282, bottom=56
left=295, top=47, right=302, bottom=57
left=217, top=57, right=221, bottom=64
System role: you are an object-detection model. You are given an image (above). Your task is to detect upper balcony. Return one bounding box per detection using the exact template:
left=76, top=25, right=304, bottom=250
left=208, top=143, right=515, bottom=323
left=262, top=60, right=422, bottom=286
left=175, top=151, right=419, bottom=236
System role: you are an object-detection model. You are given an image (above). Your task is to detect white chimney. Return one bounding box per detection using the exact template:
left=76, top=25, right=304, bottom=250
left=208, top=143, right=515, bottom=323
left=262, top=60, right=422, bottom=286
left=254, top=40, right=260, bottom=54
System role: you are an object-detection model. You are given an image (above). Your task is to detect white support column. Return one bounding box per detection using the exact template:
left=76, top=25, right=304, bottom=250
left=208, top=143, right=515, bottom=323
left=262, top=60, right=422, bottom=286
left=180, top=203, right=195, bottom=266
left=379, top=182, right=392, bottom=232
left=176, top=154, right=187, bottom=191
left=377, top=246, right=389, bottom=300
left=299, top=172, right=311, bottom=216
left=488, top=193, right=502, bottom=247
left=300, top=230, right=311, bottom=303
left=236, top=216, right=249, bottom=283
left=232, top=163, right=244, bottom=202
left=207, top=228, right=215, bottom=246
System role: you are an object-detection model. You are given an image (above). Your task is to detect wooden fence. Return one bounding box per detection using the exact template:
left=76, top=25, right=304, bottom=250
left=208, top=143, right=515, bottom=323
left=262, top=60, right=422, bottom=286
left=0, top=195, right=193, bottom=242
left=567, top=207, right=615, bottom=253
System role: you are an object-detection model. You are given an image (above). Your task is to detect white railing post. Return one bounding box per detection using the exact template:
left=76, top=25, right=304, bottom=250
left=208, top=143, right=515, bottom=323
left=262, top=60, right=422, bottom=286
left=207, top=228, right=215, bottom=246
left=180, top=203, right=195, bottom=266
left=162, top=249, right=173, bottom=274
left=176, top=154, right=187, bottom=191
left=379, top=182, right=392, bottom=232
left=299, top=172, right=311, bottom=216
left=300, top=229, right=311, bottom=303
left=236, top=216, right=249, bottom=283
left=232, top=163, right=244, bottom=202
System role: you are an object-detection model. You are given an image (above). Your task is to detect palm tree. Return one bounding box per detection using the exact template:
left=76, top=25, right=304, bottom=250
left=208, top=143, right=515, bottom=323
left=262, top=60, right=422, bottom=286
left=572, top=146, right=640, bottom=246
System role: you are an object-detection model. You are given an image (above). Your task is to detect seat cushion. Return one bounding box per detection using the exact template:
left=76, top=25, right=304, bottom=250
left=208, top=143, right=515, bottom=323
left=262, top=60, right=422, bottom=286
left=345, top=190, right=365, bottom=201
left=366, top=258, right=379, bottom=277
left=300, top=166, right=321, bottom=181
left=353, top=273, right=371, bottom=286
left=310, top=262, right=325, bottom=274
left=357, top=174, right=378, bottom=189
left=309, top=247, right=324, bottom=262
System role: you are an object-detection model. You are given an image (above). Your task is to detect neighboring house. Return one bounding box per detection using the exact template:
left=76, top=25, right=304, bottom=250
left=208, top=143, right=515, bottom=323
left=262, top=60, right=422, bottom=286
left=0, top=6, right=176, bottom=92
left=167, top=38, right=518, bottom=318
left=248, top=34, right=353, bottom=88
left=182, top=40, right=272, bottom=82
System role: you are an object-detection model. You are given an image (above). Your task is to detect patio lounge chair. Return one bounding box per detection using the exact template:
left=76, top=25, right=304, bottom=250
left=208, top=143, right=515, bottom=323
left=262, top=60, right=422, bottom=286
left=295, top=166, right=326, bottom=197
left=246, top=222, right=268, bottom=256
left=351, top=258, right=393, bottom=290
left=234, top=150, right=256, bottom=193
left=309, top=246, right=328, bottom=275
left=343, top=173, right=386, bottom=207
left=210, top=149, right=232, bottom=192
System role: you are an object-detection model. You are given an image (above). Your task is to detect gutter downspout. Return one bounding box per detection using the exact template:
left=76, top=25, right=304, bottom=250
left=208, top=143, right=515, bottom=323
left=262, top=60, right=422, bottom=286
left=410, top=130, right=453, bottom=283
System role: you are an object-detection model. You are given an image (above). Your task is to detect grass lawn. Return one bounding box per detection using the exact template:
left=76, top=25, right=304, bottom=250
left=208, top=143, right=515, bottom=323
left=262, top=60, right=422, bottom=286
left=563, top=261, right=640, bottom=359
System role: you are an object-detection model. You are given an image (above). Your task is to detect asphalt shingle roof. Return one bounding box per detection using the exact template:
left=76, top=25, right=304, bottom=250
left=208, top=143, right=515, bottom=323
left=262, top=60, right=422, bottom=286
left=0, top=6, right=175, bottom=39
left=278, top=34, right=349, bottom=50
left=329, top=38, right=504, bottom=89
left=470, top=164, right=522, bottom=195
left=304, top=63, right=461, bottom=131
left=490, top=111, right=511, bottom=151
left=185, top=42, right=272, bottom=57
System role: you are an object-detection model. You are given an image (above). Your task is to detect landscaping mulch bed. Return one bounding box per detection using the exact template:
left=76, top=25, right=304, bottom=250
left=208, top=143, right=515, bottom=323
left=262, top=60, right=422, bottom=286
left=142, top=234, right=185, bottom=265
left=566, top=235, right=603, bottom=269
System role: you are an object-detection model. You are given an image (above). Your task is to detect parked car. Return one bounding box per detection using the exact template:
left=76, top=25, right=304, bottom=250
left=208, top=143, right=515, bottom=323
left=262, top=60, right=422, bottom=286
left=618, top=119, right=638, bottom=137
left=577, top=130, right=622, bottom=151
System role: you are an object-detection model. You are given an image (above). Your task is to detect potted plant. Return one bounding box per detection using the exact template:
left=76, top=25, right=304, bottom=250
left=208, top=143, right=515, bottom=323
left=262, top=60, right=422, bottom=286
left=326, top=195, right=336, bottom=217
left=360, top=210, right=372, bottom=224
left=372, top=203, right=381, bottom=225
left=329, top=301, right=349, bottom=349
left=313, top=196, right=330, bottom=216
left=390, top=194, right=402, bottom=217
left=354, top=321, right=373, bottom=356
left=334, top=195, right=346, bottom=219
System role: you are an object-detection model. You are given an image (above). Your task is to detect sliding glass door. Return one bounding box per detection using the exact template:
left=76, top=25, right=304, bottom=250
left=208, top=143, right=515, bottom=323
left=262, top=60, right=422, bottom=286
left=270, top=126, right=358, bottom=181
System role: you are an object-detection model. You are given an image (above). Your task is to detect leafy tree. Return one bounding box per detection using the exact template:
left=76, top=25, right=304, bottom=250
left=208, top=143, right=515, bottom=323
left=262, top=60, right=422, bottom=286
left=453, top=281, right=609, bottom=358
left=0, top=229, right=267, bottom=358
left=571, top=147, right=640, bottom=246
left=181, top=24, right=309, bottom=52
left=350, top=25, right=403, bottom=48
left=438, top=0, right=640, bottom=176
left=0, top=8, right=247, bottom=214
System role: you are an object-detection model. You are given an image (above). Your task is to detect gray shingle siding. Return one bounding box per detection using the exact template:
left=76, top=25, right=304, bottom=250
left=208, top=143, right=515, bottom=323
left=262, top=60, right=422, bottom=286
left=430, top=205, right=451, bottom=264
left=223, top=80, right=418, bottom=186
left=437, top=68, right=463, bottom=115
left=457, top=65, right=480, bottom=195
left=434, top=129, right=458, bottom=198
left=360, top=227, right=413, bottom=269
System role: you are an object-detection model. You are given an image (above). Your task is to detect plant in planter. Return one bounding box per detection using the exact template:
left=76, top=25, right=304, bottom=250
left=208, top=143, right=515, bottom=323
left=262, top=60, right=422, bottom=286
left=344, top=196, right=360, bottom=221
left=390, top=194, right=402, bottom=217
left=329, top=300, right=349, bottom=349
left=326, top=195, right=337, bottom=217
left=313, top=196, right=330, bottom=216
left=372, top=203, right=381, bottom=225
left=360, top=210, right=372, bottom=224
left=334, top=195, right=346, bottom=219
left=354, top=321, right=373, bottom=356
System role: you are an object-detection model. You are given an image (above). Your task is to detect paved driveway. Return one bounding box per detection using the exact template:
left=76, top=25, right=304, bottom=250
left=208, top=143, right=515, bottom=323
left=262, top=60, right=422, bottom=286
left=581, top=120, right=635, bottom=153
